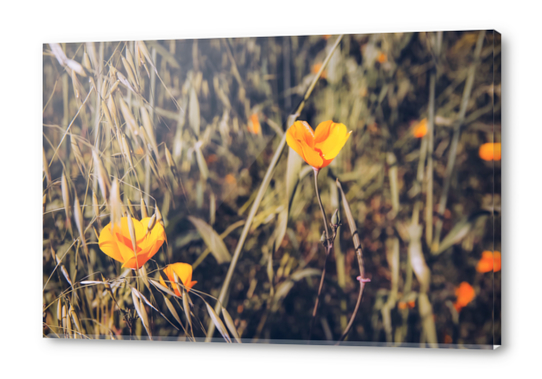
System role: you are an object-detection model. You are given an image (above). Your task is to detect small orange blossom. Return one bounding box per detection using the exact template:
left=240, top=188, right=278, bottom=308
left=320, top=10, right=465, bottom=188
left=98, top=216, right=166, bottom=269
left=248, top=113, right=261, bottom=134
left=476, top=251, right=501, bottom=273
left=454, top=282, right=475, bottom=312
left=479, top=142, right=501, bottom=161
left=286, top=120, right=351, bottom=170
left=159, top=262, right=198, bottom=297
left=412, top=118, right=428, bottom=138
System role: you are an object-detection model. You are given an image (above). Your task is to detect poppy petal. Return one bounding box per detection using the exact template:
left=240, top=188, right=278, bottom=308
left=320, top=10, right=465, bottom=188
left=98, top=223, right=124, bottom=263
left=314, top=120, right=334, bottom=144
left=316, top=123, right=351, bottom=160
left=300, top=139, right=324, bottom=168
left=171, top=262, right=193, bottom=286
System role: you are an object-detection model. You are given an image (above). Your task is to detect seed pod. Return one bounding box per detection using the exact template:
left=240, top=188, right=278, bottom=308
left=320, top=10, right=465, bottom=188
left=140, top=198, right=148, bottom=219
left=146, top=214, right=156, bottom=235
left=320, top=231, right=326, bottom=244
left=155, top=204, right=163, bottom=226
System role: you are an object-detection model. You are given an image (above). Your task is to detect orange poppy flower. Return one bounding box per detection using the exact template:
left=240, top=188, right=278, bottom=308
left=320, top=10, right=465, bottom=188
left=476, top=251, right=501, bottom=273
left=286, top=120, right=351, bottom=170
left=159, top=262, right=197, bottom=297
left=248, top=113, right=261, bottom=134
left=454, top=282, right=475, bottom=312
left=99, top=216, right=166, bottom=269
left=412, top=118, right=428, bottom=138
left=479, top=142, right=501, bottom=161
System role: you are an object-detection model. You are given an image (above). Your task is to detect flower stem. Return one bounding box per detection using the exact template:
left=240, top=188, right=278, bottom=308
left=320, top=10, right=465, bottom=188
left=313, top=168, right=330, bottom=241
left=309, top=168, right=333, bottom=340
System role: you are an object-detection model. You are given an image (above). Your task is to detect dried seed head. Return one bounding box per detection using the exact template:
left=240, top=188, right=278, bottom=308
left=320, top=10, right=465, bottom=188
left=125, top=195, right=135, bottom=218
left=109, top=178, right=122, bottom=233
left=140, top=197, right=148, bottom=219
left=92, top=191, right=100, bottom=220
left=164, top=145, right=174, bottom=168
left=146, top=214, right=156, bottom=235
left=49, top=43, right=67, bottom=66
left=121, top=134, right=134, bottom=168
left=155, top=204, right=163, bottom=225
left=61, top=172, right=71, bottom=227
left=93, top=150, right=111, bottom=201
left=82, top=52, right=92, bottom=71
left=66, top=59, right=87, bottom=77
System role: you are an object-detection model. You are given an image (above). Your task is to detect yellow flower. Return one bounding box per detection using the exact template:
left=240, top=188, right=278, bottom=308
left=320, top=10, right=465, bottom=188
left=159, top=262, right=198, bottom=297
left=98, top=216, right=166, bottom=269
left=286, top=120, right=351, bottom=170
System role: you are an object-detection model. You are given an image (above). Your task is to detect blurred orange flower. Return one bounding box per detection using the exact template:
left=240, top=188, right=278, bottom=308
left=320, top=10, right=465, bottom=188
left=225, top=174, right=236, bottom=184
left=377, top=52, right=387, bottom=63
left=476, top=251, right=501, bottom=273
left=311, top=62, right=327, bottom=78
left=412, top=118, right=428, bottom=138
left=454, top=282, right=475, bottom=312
left=159, top=262, right=198, bottom=297
left=248, top=113, right=261, bottom=134
left=398, top=300, right=416, bottom=310
left=286, top=120, right=351, bottom=170
left=99, top=216, right=166, bottom=269
left=479, top=142, right=501, bottom=161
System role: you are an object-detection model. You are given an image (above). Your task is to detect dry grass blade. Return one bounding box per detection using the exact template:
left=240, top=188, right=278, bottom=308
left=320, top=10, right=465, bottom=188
left=92, top=150, right=110, bottom=201
left=149, top=278, right=178, bottom=298
left=118, top=96, right=139, bottom=136
left=109, top=177, right=122, bottom=233
left=182, top=289, right=192, bottom=329
left=73, top=196, right=88, bottom=255
left=131, top=288, right=152, bottom=339
left=71, top=136, right=87, bottom=175
left=132, top=286, right=178, bottom=331
left=163, top=295, right=183, bottom=327
left=126, top=213, right=138, bottom=256
left=194, top=143, right=209, bottom=179
left=275, top=146, right=303, bottom=251
left=204, top=301, right=231, bottom=343
left=61, top=172, right=72, bottom=236
left=336, top=179, right=367, bottom=343
left=221, top=307, right=241, bottom=343
left=189, top=87, right=200, bottom=136
left=140, top=198, right=148, bottom=219
left=42, top=148, right=51, bottom=184
left=188, top=216, right=232, bottom=264
left=140, top=107, right=159, bottom=157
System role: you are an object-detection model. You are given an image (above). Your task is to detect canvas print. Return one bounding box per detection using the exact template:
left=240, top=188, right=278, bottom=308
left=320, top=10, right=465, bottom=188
left=42, top=30, right=501, bottom=348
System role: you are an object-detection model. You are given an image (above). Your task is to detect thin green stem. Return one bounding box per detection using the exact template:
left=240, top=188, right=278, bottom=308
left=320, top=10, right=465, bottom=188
left=309, top=168, right=333, bottom=340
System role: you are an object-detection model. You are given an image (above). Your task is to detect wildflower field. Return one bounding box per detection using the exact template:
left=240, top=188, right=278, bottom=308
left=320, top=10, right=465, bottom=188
left=42, top=30, right=501, bottom=347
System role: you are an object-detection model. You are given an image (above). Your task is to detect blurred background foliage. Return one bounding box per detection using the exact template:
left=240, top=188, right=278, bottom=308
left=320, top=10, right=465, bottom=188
left=43, top=30, right=501, bottom=347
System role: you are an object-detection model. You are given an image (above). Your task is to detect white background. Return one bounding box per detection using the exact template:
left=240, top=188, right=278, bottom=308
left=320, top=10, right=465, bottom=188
left=1, top=1, right=539, bottom=377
